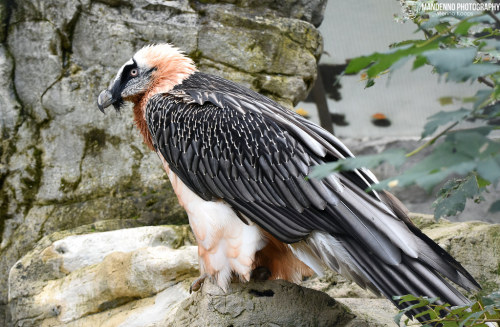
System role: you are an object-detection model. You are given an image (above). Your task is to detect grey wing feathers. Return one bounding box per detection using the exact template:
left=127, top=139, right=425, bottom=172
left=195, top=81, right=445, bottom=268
left=145, top=72, right=480, bottom=320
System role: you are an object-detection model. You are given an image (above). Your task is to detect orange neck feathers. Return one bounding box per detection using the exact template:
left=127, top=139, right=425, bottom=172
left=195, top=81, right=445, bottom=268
left=132, top=45, right=197, bottom=151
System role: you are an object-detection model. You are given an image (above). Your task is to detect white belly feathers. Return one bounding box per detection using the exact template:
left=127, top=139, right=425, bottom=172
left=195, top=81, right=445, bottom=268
left=159, top=155, right=266, bottom=290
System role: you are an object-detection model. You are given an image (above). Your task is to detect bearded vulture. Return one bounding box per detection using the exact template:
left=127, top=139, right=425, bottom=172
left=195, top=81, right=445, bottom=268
left=97, top=44, right=480, bottom=322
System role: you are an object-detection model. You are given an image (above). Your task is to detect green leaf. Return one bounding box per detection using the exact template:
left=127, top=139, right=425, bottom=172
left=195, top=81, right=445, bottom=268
left=434, top=22, right=451, bottom=33
left=454, top=20, right=477, bottom=35
left=372, top=171, right=427, bottom=191
left=414, top=309, right=436, bottom=319
left=309, top=149, right=407, bottom=179
left=473, top=89, right=494, bottom=109
left=489, top=200, right=500, bottom=213
left=448, top=130, right=500, bottom=159
left=372, top=135, right=491, bottom=193
left=413, top=55, right=427, bottom=70
left=432, top=175, right=481, bottom=219
left=346, top=43, right=440, bottom=78
left=484, top=305, right=500, bottom=319
left=476, top=175, right=491, bottom=188
left=441, top=322, right=460, bottom=327
left=422, top=48, right=477, bottom=74
left=390, top=40, right=425, bottom=48
left=456, top=126, right=496, bottom=136
left=421, top=108, right=470, bottom=138
left=450, top=305, right=469, bottom=315
left=366, top=47, right=412, bottom=77
left=419, top=48, right=500, bottom=82
left=417, top=162, right=476, bottom=192
left=394, top=294, right=419, bottom=303
left=345, top=55, right=378, bottom=74
left=380, top=131, right=499, bottom=195
left=407, top=300, right=432, bottom=311
left=447, top=64, right=500, bottom=82
left=458, top=310, right=486, bottom=327
left=476, top=157, right=500, bottom=185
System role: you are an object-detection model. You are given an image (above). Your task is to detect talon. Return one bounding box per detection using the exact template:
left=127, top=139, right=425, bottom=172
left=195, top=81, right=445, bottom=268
left=250, top=266, right=271, bottom=281
left=190, top=273, right=208, bottom=293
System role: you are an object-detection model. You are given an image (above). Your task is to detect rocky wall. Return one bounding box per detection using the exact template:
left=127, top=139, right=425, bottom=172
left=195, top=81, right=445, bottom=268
left=0, top=0, right=325, bottom=324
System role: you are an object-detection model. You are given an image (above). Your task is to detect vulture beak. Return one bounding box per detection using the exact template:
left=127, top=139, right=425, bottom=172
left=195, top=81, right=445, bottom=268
left=97, top=89, right=113, bottom=113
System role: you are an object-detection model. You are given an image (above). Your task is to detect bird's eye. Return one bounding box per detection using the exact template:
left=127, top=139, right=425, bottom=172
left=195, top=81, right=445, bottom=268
left=130, top=68, right=138, bottom=77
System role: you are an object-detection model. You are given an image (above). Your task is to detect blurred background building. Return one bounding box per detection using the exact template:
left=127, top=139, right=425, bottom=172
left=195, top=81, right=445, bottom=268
left=299, top=0, right=481, bottom=138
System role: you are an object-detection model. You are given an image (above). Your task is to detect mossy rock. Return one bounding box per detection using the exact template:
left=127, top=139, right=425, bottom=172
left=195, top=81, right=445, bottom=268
left=412, top=213, right=500, bottom=295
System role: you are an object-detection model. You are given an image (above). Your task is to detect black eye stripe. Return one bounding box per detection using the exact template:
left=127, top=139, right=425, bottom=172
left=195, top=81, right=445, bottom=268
left=111, top=60, right=138, bottom=101
left=111, top=59, right=153, bottom=101
left=121, top=62, right=138, bottom=83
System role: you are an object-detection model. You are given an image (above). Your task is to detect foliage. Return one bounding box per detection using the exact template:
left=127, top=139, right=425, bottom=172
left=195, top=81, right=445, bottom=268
left=433, top=175, right=484, bottom=218
left=393, top=292, right=500, bottom=326
left=313, top=0, right=500, bottom=219
left=309, top=149, right=407, bottom=178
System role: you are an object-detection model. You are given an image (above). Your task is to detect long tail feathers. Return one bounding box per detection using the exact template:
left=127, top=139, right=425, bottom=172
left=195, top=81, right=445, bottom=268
left=296, top=231, right=480, bottom=324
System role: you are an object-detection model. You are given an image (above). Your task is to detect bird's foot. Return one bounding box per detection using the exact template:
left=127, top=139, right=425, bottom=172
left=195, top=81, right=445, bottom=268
left=190, top=273, right=208, bottom=293
left=250, top=266, right=271, bottom=281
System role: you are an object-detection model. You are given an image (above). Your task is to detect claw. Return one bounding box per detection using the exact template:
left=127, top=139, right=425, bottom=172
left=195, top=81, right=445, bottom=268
left=190, top=273, right=208, bottom=293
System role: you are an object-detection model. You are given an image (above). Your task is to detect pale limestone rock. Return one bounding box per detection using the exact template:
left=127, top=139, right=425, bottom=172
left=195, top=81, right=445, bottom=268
left=301, top=270, right=377, bottom=300
left=0, top=45, right=19, bottom=136
left=170, top=279, right=355, bottom=327
left=414, top=214, right=500, bottom=295
left=7, top=20, right=62, bottom=120
left=47, top=226, right=193, bottom=272
left=340, top=298, right=398, bottom=327
left=33, top=247, right=197, bottom=323
left=9, top=226, right=198, bottom=326
left=9, top=226, right=358, bottom=327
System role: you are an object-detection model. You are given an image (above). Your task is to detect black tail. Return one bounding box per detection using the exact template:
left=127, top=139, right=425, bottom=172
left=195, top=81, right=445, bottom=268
left=331, top=191, right=482, bottom=324
left=342, top=237, right=472, bottom=311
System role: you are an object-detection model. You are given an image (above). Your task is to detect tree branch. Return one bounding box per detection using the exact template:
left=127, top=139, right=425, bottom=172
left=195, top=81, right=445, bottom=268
left=406, top=121, right=459, bottom=157
left=478, top=76, right=495, bottom=88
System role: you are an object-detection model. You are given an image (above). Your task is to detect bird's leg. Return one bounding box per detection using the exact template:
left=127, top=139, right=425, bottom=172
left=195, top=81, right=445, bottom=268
left=250, top=266, right=271, bottom=281
left=190, top=273, right=208, bottom=293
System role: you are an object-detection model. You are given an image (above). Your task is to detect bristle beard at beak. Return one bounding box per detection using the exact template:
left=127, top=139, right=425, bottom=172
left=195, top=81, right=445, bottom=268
left=112, top=98, right=124, bottom=112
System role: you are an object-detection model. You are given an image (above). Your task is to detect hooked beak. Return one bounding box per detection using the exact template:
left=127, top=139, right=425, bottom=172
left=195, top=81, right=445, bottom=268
left=97, top=89, right=113, bottom=113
